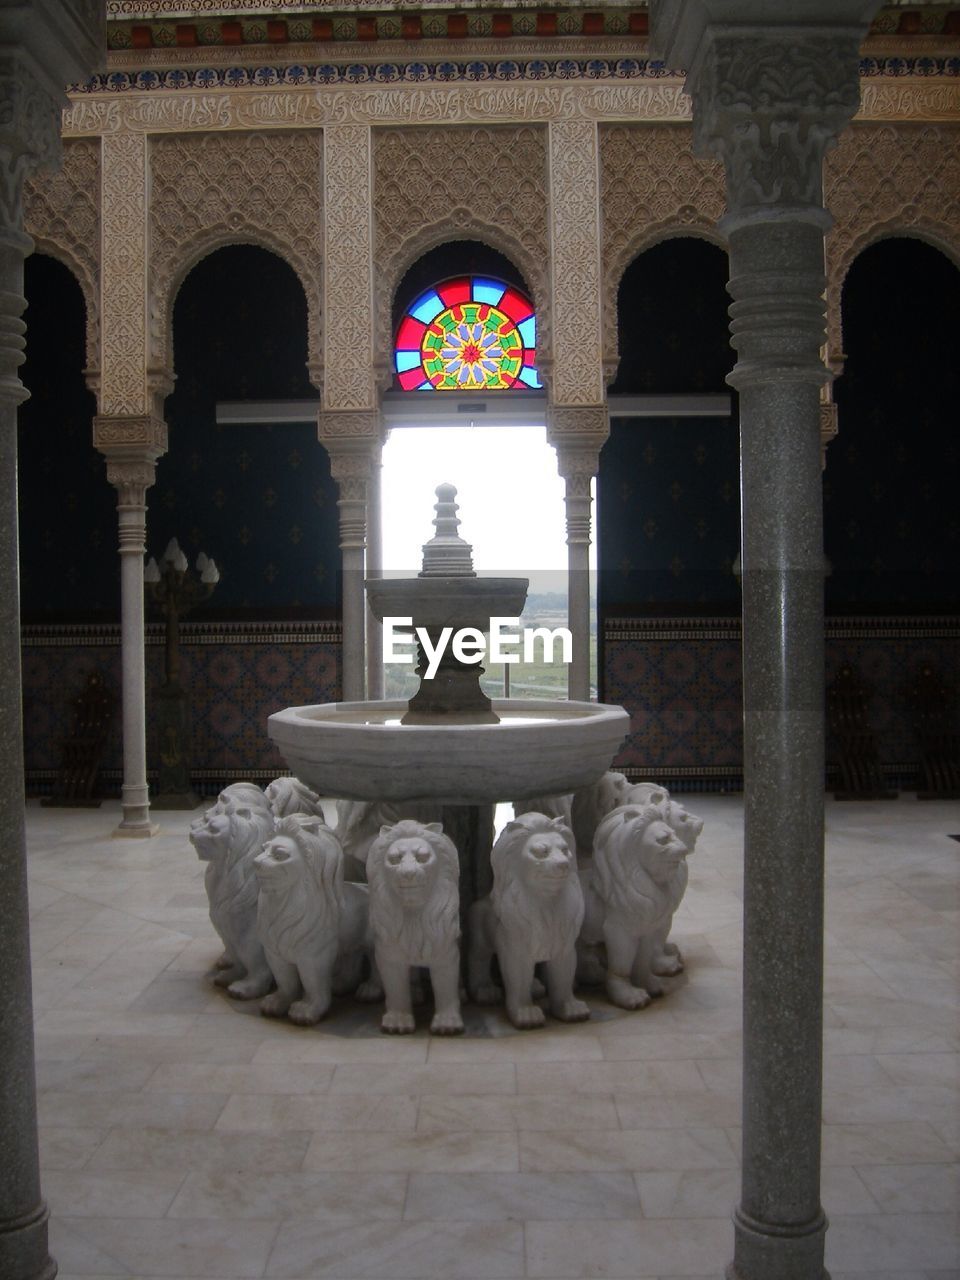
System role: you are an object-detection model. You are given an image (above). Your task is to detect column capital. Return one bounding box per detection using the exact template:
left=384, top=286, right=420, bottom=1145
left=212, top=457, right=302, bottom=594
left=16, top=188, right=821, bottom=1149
left=94, top=415, right=167, bottom=504
left=317, top=408, right=382, bottom=446
left=650, top=1, right=876, bottom=228
left=547, top=403, right=608, bottom=474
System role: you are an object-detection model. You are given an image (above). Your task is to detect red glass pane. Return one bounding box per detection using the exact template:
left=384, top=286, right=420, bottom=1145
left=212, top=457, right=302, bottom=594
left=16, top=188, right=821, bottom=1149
left=396, top=315, right=426, bottom=350
left=497, top=287, right=533, bottom=324
left=437, top=277, right=471, bottom=307
left=398, top=366, right=426, bottom=391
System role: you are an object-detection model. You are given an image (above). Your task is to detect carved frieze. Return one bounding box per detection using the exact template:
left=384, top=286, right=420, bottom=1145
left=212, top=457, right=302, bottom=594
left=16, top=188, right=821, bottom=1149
left=600, top=124, right=725, bottom=378
left=324, top=126, right=374, bottom=411
left=0, top=56, right=63, bottom=227
left=373, top=123, right=549, bottom=383
left=93, top=414, right=168, bottom=452
left=149, top=130, right=324, bottom=388
left=23, top=138, right=101, bottom=373
left=549, top=120, right=604, bottom=407
left=824, top=122, right=960, bottom=365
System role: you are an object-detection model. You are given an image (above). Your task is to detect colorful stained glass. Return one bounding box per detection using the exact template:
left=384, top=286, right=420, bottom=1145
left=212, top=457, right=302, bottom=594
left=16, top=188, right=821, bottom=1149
left=394, top=276, right=542, bottom=391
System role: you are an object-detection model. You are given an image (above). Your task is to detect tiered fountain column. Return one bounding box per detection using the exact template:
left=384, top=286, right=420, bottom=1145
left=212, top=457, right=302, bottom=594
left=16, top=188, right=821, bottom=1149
left=650, top=4, right=879, bottom=1278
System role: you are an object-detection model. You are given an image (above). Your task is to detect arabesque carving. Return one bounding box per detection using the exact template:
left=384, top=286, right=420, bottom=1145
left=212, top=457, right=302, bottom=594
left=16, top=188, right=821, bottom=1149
left=373, top=124, right=549, bottom=383
left=824, top=122, right=960, bottom=368
left=23, top=138, right=100, bottom=374
left=101, top=131, right=149, bottom=416
left=600, top=124, right=725, bottom=378
left=324, top=125, right=374, bottom=410
left=149, top=130, right=323, bottom=389
left=549, top=119, right=604, bottom=406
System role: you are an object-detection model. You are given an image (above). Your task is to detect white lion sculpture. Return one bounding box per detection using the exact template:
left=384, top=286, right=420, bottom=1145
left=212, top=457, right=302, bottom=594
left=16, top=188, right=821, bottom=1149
left=264, top=775, right=325, bottom=821
left=624, top=782, right=703, bottom=975
left=578, top=802, right=688, bottom=1010
left=468, top=813, right=589, bottom=1029
left=366, top=819, right=462, bottom=1035
left=190, top=803, right=276, bottom=999
left=570, top=770, right=632, bottom=861
left=254, top=814, right=380, bottom=1025
left=335, top=799, right=443, bottom=882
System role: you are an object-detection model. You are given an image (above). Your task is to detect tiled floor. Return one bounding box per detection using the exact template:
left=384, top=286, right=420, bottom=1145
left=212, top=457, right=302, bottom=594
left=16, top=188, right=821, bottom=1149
left=24, top=794, right=959, bottom=1280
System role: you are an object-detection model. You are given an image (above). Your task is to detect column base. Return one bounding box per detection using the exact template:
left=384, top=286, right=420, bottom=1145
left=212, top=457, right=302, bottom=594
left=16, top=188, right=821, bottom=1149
left=0, top=1200, right=57, bottom=1280
left=727, top=1205, right=829, bottom=1280
left=113, top=819, right=161, bottom=838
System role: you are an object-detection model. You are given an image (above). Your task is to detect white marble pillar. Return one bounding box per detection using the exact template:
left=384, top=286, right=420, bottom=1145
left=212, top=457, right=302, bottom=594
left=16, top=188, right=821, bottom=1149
left=546, top=119, right=608, bottom=702
left=548, top=414, right=606, bottom=701
left=0, top=8, right=103, bottom=1276
left=96, top=129, right=168, bottom=835
left=650, top=4, right=879, bottom=1279
left=365, top=441, right=384, bottom=699
left=320, top=124, right=378, bottom=702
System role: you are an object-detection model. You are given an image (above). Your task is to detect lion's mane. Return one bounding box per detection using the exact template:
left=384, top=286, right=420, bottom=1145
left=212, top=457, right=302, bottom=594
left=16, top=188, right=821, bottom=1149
left=198, top=806, right=273, bottom=931
left=264, top=776, right=325, bottom=820
left=366, top=819, right=460, bottom=962
left=570, top=771, right=631, bottom=857
left=591, top=803, right=683, bottom=924
left=256, top=815, right=344, bottom=961
left=491, top=813, right=582, bottom=957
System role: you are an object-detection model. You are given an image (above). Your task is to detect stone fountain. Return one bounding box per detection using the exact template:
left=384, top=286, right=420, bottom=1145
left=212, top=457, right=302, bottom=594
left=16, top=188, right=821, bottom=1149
left=268, top=484, right=630, bottom=925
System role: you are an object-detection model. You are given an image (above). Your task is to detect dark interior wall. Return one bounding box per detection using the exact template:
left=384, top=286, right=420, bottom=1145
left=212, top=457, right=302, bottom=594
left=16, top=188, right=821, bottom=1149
left=18, top=254, right=114, bottom=619
left=826, top=236, right=960, bottom=612
left=159, top=244, right=339, bottom=616
left=599, top=237, right=739, bottom=613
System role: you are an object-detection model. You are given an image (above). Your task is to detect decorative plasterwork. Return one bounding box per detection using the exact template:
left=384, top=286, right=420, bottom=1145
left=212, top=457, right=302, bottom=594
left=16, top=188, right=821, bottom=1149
left=149, top=129, right=323, bottom=385
left=323, top=125, right=373, bottom=409
left=373, top=122, right=549, bottom=388
left=0, top=57, right=64, bottom=228
left=599, top=123, right=724, bottom=379
left=824, top=121, right=960, bottom=366
left=100, top=131, right=150, bottom=417
left=23, top=138, right=101, bottom=375
left=548, top=119, right=604, bottom=405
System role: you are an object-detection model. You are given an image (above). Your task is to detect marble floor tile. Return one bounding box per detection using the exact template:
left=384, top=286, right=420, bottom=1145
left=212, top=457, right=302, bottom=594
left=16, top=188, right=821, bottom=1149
left=49, top=1216, right=280, bottom=1278
left=403, top=1171, right=642, bottom=1221
left=826, top=1213, right=959, bottom=1271
left=519, top=1126, right=738, bottom=1173
left=145, top=1061, right=336, bottom=1095
left=854, top=1162, right=960, bottom=1213
left=42, top=1169, right=188, bottom=1218
left=327, top=1061, right=517, bottom=1095
left=525, top=1216, right=733, bottom=1276
left=87, top=1128, right=311, bottom=1174
left=416, top=1092, right=620, bottom=1132
left=37, top=1090, right=229, bottom=1131
left=514, top=1058, right=705, bottom=1095
left=167, top=1170, right=408, bottom=1221
left=303, top=1128, right=520, bottom=1173
left=821, top=1121, right=957, bottom=1165
left=215, top=1092, right=419, bottom=1132
left=263, top=1218, right=525, bottom=1278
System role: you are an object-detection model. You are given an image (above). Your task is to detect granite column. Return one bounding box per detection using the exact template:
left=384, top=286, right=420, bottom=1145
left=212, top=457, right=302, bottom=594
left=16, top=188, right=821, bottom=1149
left=650, top=3, right=879, bottom=1277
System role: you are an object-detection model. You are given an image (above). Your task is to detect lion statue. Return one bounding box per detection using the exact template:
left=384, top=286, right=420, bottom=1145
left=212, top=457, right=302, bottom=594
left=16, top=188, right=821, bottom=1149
left=578, top=802, right=688, bottom=1010
left=570, top=771, right=632, bottom=861
left=468, top=813, right=589, bottom=1030
left=335, top=799, right=444, bottom=882
left=264, top=775, right=326, bottom=822
left=254, top=814, right=381, bottom=1025
left=366, top=819, right=462, bottom=1035
left=189, top=802, right=276, bottom=999
left=512, top=793, right=574, bottom=845
left=624, top=782, right=703, bottom=975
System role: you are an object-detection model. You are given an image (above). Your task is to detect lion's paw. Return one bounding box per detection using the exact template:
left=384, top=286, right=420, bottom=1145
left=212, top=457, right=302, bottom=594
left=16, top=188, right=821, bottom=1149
left=214, top=951, right=233, bottom=970
left=381, top=1009, right=416, bottom=1034
left=227, top=974, right=273, bottom=1000
left=652, top=954, right=684, bottom=977
left=508, top=1003, right=546, bottom=1030
left=289, top=997, right=330, bottom=1026
left=430, top=1008, right=464, bottom=1035
left=355, top=979, right=383, bottom=1003
left=212, top=966, right=242, bottom=988
left=472, top=983, right=503, bottom=1006
left=553, top=995, right=591, bottom=1022
left=662, top=940, right=681, bottom=958
left=606, top=976, right=651, bottom=1010
left=260, top=991, right=292, bottom=1018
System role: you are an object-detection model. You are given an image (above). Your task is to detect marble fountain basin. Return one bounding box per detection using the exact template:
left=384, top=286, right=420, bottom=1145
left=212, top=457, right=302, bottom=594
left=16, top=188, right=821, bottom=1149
left=268, top=698, right=631, bottom=806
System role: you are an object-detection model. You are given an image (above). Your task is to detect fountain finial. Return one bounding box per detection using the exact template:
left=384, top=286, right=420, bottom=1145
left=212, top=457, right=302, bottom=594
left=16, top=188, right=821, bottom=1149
left=419, top=483, right=476, bottom=578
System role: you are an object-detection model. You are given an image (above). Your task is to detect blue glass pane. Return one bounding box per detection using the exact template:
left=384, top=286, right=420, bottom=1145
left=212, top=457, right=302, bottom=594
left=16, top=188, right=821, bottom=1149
left=518, top=367, right=542, bottom=388
left=417, top=380, right=434, bottom=391
left=518, top=316, right=536, bottom=346
left=472, top=279, right=506, bottom=306
left=395, top=350, right=421, bottom=372
left=411, top=291, right=444, bottom=323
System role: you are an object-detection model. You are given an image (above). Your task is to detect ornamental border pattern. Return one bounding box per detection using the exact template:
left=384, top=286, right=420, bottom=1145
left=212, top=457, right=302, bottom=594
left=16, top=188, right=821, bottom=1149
left=21, top=619, right=343, bottom=646
left=603, top=614, right=960, bottom=641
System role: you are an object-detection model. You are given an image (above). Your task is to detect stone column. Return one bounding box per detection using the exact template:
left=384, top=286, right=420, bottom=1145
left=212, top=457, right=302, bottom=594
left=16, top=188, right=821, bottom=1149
left=321, top=124, right=378, bottom=702
left=0, top=8, right=103, bottom=1277
left=548, top=421, right=606, bottom=702
left=96, top=129, right=168, bottom=835
left=650, top=5, right=878, bottom=1279
left=92, top=424, right=167, bottom=834
left=546, top=120, right=608, bottom=701
left=365, top=440, right=384, bottom=700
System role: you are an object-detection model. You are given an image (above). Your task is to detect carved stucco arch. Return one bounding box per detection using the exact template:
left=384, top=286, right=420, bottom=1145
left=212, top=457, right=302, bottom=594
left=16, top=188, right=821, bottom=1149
left=373, top=217, right=549, bottom=396
left=827, top=219, right=960, bottom=372
left=603, top=222, right=728, bottom=386
left=153, top=227, right=321, bottom=398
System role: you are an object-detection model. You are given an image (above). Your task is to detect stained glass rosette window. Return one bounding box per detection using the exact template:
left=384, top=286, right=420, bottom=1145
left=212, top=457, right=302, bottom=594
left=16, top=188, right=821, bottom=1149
left=394, top=277, right=541, bottom=391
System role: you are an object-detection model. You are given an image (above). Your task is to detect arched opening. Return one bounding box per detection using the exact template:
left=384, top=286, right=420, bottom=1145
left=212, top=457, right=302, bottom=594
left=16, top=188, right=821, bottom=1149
left=599, top=236, right=740, bottom=781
